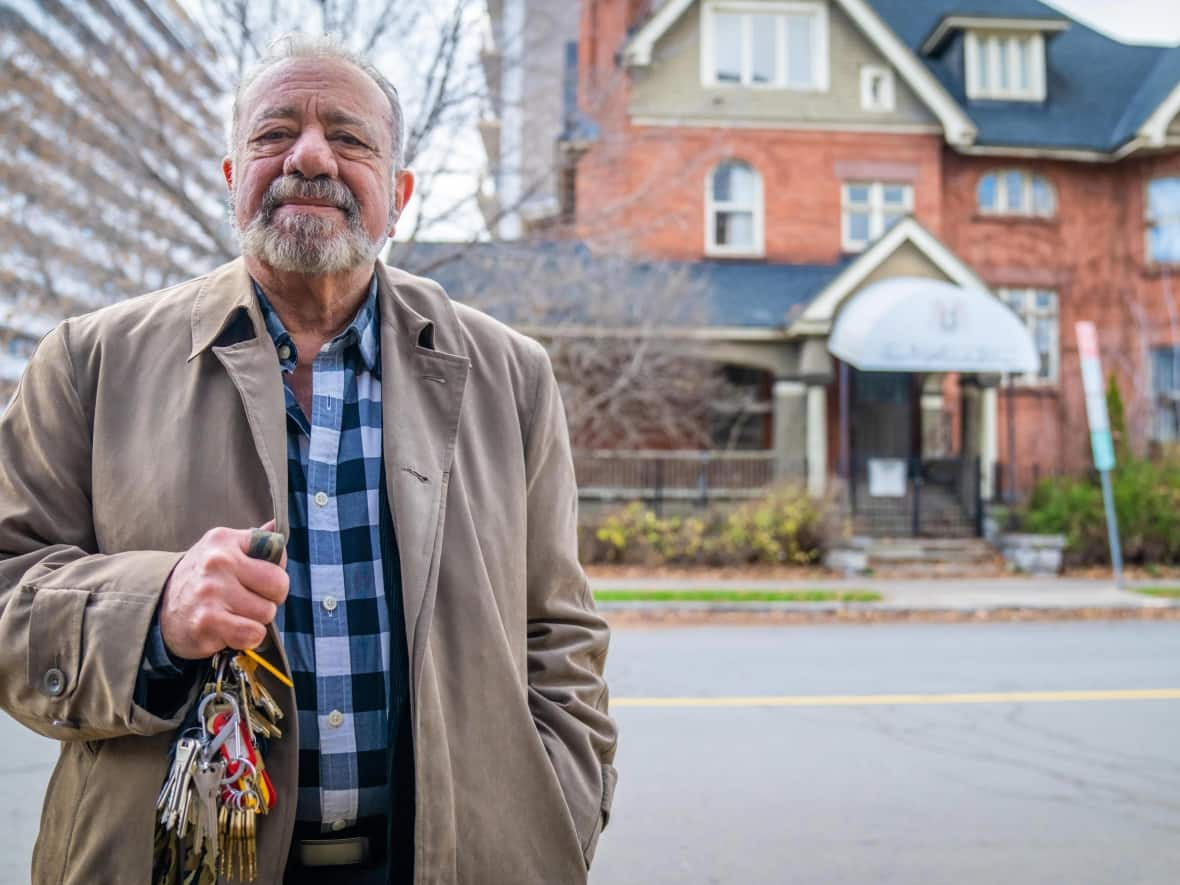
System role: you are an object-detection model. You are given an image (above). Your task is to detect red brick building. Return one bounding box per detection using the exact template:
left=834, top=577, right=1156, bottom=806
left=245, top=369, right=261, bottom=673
left=565, top=0, right=1180, bottom=533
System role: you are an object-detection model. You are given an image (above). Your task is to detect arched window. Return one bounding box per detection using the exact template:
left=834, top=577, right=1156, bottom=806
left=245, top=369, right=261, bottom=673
left=977, top=170, right=1056, bottom=217
left=706, top=160, right=764, bottom=256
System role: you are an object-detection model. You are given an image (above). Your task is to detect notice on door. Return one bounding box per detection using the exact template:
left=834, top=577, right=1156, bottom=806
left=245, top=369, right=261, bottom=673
left=868, top=458, right=907, bottom=497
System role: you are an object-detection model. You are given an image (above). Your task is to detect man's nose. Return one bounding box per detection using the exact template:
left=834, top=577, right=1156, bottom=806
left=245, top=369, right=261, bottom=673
left=283, top=127, right=338, bottom=180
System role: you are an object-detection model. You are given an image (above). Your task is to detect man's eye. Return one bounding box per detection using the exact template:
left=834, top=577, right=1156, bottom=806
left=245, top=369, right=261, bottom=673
left=256, top=131, right=289, bottom=142
left=336, top=134, right=365, bottom=147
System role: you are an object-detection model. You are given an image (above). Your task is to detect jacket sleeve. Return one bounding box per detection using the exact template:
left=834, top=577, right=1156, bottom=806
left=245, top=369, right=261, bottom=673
left=522, top=341, right=618, bottom=869
left=0, top=321, right=192, bottom=742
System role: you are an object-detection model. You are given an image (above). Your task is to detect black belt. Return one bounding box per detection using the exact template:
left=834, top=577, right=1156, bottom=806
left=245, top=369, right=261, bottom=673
left=288, top=817, right=387, bottom=870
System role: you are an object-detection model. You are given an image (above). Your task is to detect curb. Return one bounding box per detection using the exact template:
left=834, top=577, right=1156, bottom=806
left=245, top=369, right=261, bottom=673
left=601, top=604, right=1180, bottom=626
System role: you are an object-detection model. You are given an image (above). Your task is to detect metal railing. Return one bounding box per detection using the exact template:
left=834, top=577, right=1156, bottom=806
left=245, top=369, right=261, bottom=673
left=573, top=450, right=791, bottom=513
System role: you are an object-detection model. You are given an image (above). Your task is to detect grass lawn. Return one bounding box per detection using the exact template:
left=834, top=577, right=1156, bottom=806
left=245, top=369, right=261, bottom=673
left=1132, top=587, right=1180, bottom=599
left=592, top=589, right=882, bottom=604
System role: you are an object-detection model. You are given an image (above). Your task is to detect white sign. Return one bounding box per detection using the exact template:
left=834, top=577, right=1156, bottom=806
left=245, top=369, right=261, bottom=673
left=868, top=458, right=907, bottom=497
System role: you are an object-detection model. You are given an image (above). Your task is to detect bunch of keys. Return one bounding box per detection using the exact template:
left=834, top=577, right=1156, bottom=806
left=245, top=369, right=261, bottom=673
left=153, top=529, right=291, bottom=884
left=153, top=651, right=288, bottom=883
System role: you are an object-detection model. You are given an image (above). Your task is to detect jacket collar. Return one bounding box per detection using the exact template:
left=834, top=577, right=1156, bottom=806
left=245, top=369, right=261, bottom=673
left=187, top=257, right=465, bottom=362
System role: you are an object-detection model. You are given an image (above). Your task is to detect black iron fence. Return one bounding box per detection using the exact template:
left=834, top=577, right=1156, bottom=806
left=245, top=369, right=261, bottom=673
left=573, top=450, right=791, bottom=514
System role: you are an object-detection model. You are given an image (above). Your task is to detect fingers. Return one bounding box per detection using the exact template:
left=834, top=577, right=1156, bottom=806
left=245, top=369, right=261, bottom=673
left=234, top=554, right=290, bottom=605
left=220, top=613, right=269, bottom=651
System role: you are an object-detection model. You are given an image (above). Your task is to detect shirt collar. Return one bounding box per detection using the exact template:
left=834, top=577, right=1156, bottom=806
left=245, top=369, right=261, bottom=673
left=252, top=276, right=382, bottom=378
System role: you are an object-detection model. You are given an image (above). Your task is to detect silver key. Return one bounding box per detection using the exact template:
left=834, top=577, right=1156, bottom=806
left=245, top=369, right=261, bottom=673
left=190, top=758, right=225, bottom=866
left=160, top=738, right=199, bottom=831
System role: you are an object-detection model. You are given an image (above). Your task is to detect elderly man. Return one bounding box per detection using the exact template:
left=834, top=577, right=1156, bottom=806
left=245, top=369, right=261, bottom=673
left=0, top=35, right=616, bottom=884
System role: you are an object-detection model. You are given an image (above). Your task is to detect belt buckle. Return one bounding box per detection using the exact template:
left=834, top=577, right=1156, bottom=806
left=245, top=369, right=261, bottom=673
left=297, top=835, right=371, bottom=867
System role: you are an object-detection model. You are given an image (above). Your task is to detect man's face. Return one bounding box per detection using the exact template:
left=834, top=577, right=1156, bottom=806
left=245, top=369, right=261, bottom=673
left=224, top=57, right=413, bottom=276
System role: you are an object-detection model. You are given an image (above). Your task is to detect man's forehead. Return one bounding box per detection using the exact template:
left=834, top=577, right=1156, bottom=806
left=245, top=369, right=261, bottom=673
left=240, top=57, right=391, bottom=129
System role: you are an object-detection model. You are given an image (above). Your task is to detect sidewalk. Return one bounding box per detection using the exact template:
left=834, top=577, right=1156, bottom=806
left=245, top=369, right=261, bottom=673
left=590, top=575, right=1180, bottom=619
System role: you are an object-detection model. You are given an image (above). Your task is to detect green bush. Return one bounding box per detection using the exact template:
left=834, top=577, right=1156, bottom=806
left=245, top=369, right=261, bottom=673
left=1022, top=456, right=1180, bottom=564
left=580, top=488, right=826, bottom=567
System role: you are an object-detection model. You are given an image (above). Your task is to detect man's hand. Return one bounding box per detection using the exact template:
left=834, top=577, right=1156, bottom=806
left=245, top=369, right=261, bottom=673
left=159, top=523, right=289, bottom=661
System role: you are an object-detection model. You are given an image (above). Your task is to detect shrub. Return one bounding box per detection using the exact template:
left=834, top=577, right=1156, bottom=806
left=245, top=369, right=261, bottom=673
left=579, top=487, right=826, bottom=567
left=1021, top=455, right=1180, bottom=565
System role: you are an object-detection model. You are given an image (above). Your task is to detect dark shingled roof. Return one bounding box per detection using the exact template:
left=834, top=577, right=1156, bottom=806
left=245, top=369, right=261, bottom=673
left=868, top=0, right=1179, bottom=153
left=390, top=241, right=849, bottom=330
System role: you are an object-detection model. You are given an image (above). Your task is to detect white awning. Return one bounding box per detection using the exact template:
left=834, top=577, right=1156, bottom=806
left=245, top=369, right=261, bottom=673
left=828, top=276, right=1039, bottom=373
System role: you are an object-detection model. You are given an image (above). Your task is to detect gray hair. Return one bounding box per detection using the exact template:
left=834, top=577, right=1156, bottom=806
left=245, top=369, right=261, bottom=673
left=228, top=33, right=406, bottom=172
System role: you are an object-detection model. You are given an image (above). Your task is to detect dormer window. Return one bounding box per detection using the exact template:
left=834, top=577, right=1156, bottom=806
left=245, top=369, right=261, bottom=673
left=701, top=1, right=829, bottom=91
left=965, top=31, right=1046, bottom=101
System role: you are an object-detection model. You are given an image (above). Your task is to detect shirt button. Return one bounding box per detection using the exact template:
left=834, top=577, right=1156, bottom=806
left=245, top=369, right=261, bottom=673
left=322, top=595, right=338, bottom=613
left=330, top=819, right=347, bottom=832
left=277, top=344, right=292, bottom=361
left=327, top=709, right=344, bottom=728
left=314, top=491, right=329, bottom=507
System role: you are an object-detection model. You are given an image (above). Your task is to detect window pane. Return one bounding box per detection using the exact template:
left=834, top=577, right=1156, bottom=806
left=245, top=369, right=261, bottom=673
left=1148, top=178, right=1180, bottom=220
left=1003, top=289, right=1025, bottom=311
left=714, top=13, right=742, bottom=83
left=883, top=211, right=905, bottom=232
left=999, top=38, right=1012, bottom=91
left=713, top=163, right=734, bottom=202
left=846, top=184, right=870, bottom=205
left=1016, top=37, right=1032, bottom=90
left=786, top=14, right=813, bottom=87
left=1034, top=318, right=1054, bottom=378
left=847, top=210, right=870, bottom=245
left=1153, top=347, right=1180, bottom=395
left=977, top=36, right=990, bottom=90
left=1032, top=176, right=1055, bottom=216
left=1150, top=226, right=1180, bottom=263
left=882, top=185, right=908, bottom=207
left=978, top=174, right=998, bottom=211
left=730, top=163, right=755, bottom=203
left=750, top=14, right=776, bottom=84
left=1003, top=171, right=1026, bottom=212
left=1035, top=290, right=1055, bottom=311
left=716, top=211, right=754, bottom=247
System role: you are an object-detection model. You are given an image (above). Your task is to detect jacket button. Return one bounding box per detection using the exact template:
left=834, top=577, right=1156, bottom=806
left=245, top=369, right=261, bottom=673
left=42, top=668, right=67, bottom=697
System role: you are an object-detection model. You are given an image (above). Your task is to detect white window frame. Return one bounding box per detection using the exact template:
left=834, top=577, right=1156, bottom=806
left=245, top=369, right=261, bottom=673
left=978, top=169, right=1057, bottom=217
left=1000, top=288, right=1059, bottom=385
left=1147, top=176, right=1180, bottom=265
left=859, top=65, right=895, bottom=113
left=964, top=30, right=1046, bottom=102
left=700, top=0, right=829, bottom=92
left=706, top=160, right=765, bottom=258
left=840, top=181, right=913, bottom=253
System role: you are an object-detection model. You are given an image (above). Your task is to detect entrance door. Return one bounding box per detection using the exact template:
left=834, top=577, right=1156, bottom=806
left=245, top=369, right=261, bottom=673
left=847, top=369, right=980, bottom=537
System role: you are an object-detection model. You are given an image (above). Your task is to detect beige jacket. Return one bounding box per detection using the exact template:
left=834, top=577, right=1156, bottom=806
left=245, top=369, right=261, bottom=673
left=0, top=258, right=617, bottom=884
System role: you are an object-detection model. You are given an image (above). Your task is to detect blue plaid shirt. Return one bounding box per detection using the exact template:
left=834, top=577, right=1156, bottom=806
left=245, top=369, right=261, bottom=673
left=254, top=278, right=394, bottom=833
left=143, top=277, right=397, bottom=835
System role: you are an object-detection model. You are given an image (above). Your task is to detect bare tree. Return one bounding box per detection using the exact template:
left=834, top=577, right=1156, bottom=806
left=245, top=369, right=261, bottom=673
left=391, top=239, right=749, bottom=450
left=0, top=0, right=487, bottom=319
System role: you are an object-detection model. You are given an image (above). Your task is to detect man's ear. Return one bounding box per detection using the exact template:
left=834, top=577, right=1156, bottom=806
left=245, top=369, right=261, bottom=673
left=222, top=157, right=234, bottom=192
left=389, top=169, right=415, bottom=236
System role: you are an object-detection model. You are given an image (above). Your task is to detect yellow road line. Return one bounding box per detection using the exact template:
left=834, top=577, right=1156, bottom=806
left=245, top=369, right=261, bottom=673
left=612, top=688, right=1180, bottom=709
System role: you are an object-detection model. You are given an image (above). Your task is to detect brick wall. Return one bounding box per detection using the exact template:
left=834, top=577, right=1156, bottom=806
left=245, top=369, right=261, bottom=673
left=574, top=0, right=1180, bottom=493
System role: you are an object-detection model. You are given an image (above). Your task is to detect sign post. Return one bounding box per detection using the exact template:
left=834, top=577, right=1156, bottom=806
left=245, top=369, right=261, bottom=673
left=1076, top=322, right=1123, bottom=588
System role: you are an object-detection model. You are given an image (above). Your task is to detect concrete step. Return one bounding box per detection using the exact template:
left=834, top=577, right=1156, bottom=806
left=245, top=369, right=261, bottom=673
left=827, top=537, right=1007, bottom=576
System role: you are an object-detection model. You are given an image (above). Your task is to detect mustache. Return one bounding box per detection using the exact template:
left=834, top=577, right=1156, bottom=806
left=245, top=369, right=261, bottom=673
left=260, top=175, right=361, bottom=223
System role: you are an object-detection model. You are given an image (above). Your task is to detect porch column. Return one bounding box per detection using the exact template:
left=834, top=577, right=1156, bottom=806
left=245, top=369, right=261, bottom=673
left=981, top=386, right=998, bottom=501
left=807, top=384, right=828, bottom=497
left=772, top=380, right=807, bottom=482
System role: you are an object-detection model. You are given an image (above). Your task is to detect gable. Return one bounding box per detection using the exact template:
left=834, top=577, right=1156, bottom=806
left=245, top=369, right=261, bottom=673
left=790, top=216, right=988, bottom=333
left=859, top=240, right=954, bottom=288
left=625, top=0, right=976, bottom=144
left=629, top=0, right=939, bottom=129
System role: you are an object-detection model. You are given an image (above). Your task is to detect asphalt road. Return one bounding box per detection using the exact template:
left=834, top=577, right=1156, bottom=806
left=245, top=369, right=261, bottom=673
left=2, top=621, right=1179, bottom=883
left=590, top=620, right=1180, bottom=884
